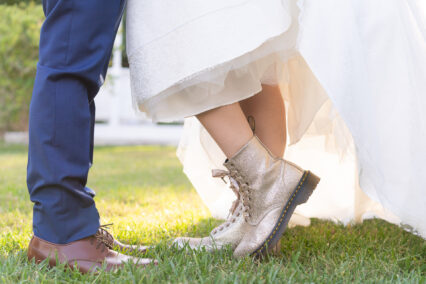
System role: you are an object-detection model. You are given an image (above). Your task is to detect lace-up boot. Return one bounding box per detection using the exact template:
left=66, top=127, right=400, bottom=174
left=226, top=136, right=320, bottom=258
left=173, top=170, right=248, bottom=251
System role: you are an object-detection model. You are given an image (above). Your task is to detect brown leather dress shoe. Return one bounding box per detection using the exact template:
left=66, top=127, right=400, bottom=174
left=27, top=235, right=157, bottom=274
left=96, top=224, right=152, bottom=254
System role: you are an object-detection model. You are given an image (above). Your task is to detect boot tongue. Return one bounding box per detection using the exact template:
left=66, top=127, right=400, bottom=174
left=224, top=136, right=275, bottom=183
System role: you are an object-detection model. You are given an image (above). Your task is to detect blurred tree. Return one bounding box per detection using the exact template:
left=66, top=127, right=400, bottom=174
left=0, top=2, right=129, bottom=133
left=0, top=3, right=43, bottom=133
left=2, top=0, right=41, bottom=5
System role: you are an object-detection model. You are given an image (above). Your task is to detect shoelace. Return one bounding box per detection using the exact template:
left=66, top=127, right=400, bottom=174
left=211, top=170, right=241, bottom=235
left=212, top=168, right=252, bottom=222
left=212, top=168, right=252, bottom=224
left=92, top=223, right=115, bottom=251
left=212, top=169, right=241, bottom=217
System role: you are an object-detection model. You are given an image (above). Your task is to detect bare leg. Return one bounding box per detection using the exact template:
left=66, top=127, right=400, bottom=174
left=239, top=84, right=286, bottom=157
left=196, top=85, right=286, bottom=158
left=239, top=85, right=286, bottom=253
left=196, top=103, right=253, bottom=158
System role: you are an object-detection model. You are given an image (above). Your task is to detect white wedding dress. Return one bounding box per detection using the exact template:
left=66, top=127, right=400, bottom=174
left=126, top=0, right=426, bottom=238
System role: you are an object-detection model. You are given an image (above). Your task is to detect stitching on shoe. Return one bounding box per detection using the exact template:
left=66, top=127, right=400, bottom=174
left=252, top=171, right=309, bottom=256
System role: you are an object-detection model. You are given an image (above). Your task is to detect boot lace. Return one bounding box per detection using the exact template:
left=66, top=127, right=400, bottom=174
left=212, top=170, right=250, bottom=234
left=216, top=164, right=252, bottom=222
left=212, top=169, right=241, bottom=215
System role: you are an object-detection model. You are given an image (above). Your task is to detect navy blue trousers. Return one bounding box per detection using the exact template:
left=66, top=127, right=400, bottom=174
left=27, top=0, right=125, bottom=244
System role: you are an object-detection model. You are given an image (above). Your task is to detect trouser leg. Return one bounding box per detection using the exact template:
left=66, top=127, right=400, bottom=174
left=27, top=0, right=126, bottom=244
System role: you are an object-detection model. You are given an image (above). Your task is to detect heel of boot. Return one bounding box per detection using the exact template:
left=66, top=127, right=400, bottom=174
left=271, top=239, right=282, bottom=256
left=296, top=171, right=320, bottom=205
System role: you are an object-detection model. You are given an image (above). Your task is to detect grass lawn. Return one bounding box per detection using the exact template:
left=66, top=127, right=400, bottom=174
left=0, top=143, right=424, bottom=283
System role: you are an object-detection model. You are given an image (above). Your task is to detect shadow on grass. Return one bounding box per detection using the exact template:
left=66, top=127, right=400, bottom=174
left=183, top=217, right=425, bottom=265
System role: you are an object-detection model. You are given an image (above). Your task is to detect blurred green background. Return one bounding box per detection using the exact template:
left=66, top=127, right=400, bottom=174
left=0, top=2, right=42, bottom=133
left=1, top=0, right=41, bottom=4
left=0, top=1, right=128, bottom=135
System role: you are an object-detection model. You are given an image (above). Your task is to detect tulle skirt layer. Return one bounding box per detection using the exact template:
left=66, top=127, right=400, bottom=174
left=127, top=0, right=426, bottom=237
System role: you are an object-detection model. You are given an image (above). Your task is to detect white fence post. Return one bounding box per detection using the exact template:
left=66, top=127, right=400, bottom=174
left=109, top=21, right=123, bottom=127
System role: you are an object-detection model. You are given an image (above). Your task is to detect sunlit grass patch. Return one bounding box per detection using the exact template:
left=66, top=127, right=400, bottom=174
left=0, top=143, right=424, bottom=283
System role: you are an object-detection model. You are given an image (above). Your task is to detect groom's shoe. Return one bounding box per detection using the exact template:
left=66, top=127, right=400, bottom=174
left=225, top=136, right=320, bottom=258
left=27, top=234, right=157, bottom=273
left=173, top=172, right=246, bottom=251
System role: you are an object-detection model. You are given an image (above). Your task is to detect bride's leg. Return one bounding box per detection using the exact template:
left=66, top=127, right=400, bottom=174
left=239, top=84, right=286, bottom=157
left=196, top=85, right=285, bottom=158
left=194, top=86, right=318, bottom=258
left=196, top=102, right=253, bottom=158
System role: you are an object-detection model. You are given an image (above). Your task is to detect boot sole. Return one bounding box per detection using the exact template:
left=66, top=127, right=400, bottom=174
left=252, top=171, right=320, bottom=258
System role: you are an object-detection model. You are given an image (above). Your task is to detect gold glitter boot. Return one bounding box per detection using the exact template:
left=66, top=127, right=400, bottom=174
left=225, top=136, right=320, bottom=258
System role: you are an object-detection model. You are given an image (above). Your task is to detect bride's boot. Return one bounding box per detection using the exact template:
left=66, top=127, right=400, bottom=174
left=227, top=136, right=320, bottom=258
left=173, top=172, right=247, bottom=251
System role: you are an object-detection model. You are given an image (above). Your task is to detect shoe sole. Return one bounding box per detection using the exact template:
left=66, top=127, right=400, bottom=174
left=252, top=171, right=320, bottom=258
